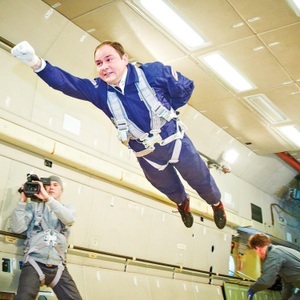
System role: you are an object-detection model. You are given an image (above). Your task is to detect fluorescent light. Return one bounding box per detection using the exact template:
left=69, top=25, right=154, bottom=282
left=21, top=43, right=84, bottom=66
left=134, top=0, right=206, bottom=49
left=200, top=53, right=255, bottom=92
left=243, top=94, right=289, bottom=124
left=222, top=149, right=240, bottom=164
left=278, top=125, right=300, bottom=147
left=287, top=0, right=300, bottom=16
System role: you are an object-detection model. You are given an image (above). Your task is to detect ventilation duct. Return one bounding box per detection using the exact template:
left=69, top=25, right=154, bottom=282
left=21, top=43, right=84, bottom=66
left=276, top=152, right=300, bottom=173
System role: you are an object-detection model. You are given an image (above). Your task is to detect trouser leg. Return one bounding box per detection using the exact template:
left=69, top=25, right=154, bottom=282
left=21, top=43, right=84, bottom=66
left=14, top=263, right=40, bottom=300
left=52, top=266, right=82, bottom=300
left=137, top=134, right=221, bottom=205
left=174, top=135, right=221, bottom=205
left=138, top=155, right=186, bottom=204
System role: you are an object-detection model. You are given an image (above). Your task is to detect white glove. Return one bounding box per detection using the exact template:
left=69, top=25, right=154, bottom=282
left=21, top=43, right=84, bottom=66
left=11, top=41, right=40, bottom=67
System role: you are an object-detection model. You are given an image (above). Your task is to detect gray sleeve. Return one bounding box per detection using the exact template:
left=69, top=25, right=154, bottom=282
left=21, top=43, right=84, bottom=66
left=250, top=251, right=283, bottom=292
left=281, top=280, right=294, bottom=300
left=10, top=202, right=33, bottom=233
left=46, top=197, right=76, bottom=226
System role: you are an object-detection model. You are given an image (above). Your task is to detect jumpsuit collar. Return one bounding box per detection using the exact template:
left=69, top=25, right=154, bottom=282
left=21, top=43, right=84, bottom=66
left=108, top=63, right=139, bottom=93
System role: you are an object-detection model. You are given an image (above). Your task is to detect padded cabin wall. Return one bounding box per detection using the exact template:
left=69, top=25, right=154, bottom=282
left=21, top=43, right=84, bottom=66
left=0, top=141, right=233, bottom=270
left=1, top=19, right=295, bottom=243
left=0, top=1, right=299, bottom=296
left=0, top=142, right=229, bottom=299
left=0, top=134, right=287, bottom=300
left=1, top=0, right=299, bottom=270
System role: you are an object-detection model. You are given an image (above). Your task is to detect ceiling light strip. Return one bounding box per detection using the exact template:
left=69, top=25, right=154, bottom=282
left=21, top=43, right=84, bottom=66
left=133, top=0, right=206, bottom=49
left=277, top=125, right=300, bottom=148
left=243, top=94, right=289, bottom=124
left=199, top=52, right=255, bottom=92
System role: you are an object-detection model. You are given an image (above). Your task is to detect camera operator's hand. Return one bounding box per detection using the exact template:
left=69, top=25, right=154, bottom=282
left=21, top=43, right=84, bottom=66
left=34, top=181, right=50, bottom=202
left=19, top=184, right=28, bottom=203
left=11, top=41, right=41, bottom=68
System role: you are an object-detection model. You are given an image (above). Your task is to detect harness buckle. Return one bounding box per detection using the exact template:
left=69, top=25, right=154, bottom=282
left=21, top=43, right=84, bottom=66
left=142, top=134, right=162, bottom=149
left=44, top=230, right=57, bottom=246
left=152, top=103, right=172, bottom=121
left=116, top=121, right=129, bottom=142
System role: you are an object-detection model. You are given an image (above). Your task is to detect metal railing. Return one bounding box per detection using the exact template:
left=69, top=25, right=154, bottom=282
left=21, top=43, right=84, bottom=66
left=0, top=230, right=252, bottom=285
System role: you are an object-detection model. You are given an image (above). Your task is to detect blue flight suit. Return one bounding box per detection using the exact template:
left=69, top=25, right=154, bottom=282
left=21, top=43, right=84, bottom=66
left=37, top=61, right=221, bottom=205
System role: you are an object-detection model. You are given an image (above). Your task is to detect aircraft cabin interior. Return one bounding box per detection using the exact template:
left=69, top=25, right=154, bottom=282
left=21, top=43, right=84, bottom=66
left=0, top=0, right=300, bottom=299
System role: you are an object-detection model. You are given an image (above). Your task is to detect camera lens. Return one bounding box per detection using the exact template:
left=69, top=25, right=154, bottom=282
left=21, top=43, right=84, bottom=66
left=23, top=182, right=40, bottom=197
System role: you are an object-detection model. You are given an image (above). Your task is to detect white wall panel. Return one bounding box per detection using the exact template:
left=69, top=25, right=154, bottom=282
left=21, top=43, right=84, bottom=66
left=0, top=0, right=69, bottom=56
left=0, top=156, right=13, bottom=229
left=84, top=193, right=154, bottom=257
left=1, top=51, right=37, bottom=121
left=82, top=266, right=151, bottom=300
left=1, top=0, right=294, bottom=238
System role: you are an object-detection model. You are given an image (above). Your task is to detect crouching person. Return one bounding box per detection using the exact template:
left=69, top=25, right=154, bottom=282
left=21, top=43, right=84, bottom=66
left=10, top=175, right=82, bottom=300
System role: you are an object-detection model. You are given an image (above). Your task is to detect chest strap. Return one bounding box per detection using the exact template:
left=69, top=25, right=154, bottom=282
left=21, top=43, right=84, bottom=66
left=107, top=66, right=177, bottom=146
left=24, top=204, right=66, bottom=287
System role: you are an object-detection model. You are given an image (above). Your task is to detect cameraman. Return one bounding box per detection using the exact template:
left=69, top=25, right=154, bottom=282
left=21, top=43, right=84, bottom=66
left=10, top=175, right=82, bottom=300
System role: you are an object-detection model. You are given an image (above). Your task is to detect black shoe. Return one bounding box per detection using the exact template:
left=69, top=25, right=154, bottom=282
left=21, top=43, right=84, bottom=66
left=212, top=201, right=227, bottom=229
left=177, top=196, right=194, bottom=228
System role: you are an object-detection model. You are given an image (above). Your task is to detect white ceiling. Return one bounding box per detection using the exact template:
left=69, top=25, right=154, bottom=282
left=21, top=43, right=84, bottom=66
left=40, top=0, right=300, bottom=167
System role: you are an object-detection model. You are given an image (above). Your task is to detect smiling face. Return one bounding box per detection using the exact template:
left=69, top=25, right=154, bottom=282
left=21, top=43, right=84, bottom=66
left=94, top=44, right=128, bottom=86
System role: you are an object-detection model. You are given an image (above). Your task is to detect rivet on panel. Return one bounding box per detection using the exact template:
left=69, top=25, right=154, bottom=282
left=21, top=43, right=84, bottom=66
left=268, top=42, right=280, bottom=47
left=156, top=279, right=160, bottom=288
left=110, top=196, right=115, bottom=207
left=77, top=185, right=81, bottom=195
left=96, top=270, right=101, bottom=281
left=5, top=96, right=10, bottom=107
left=247, top=16, right=260, bottom=22
left=52, top=2, right=61, bottom=8
left=253, top=46, right=264, bottom=51
left=80, top=33, right=88, bottom=42
left=48, top=117, right=53, bottom=128
left=232, top=22, right=244, bottom=28
left=44, top=8, right=54, bottom=19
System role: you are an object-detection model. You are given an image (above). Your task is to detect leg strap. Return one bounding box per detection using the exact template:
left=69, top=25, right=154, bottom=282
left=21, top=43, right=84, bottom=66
left=49, top=262, right=65, bottom=288
left=143, top=138, right=182, bottom=171
left=26, top=256, right=46, bottom=286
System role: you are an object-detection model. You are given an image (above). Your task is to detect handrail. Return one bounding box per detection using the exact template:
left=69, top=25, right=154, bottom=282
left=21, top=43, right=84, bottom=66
left=0, top=230, right=252, bottom=284
left=0, top=36, right=15, bottom=52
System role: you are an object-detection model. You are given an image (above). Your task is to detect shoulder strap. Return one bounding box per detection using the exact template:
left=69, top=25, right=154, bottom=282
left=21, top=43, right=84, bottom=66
left=107, top=91, right=148, bottom=143
left=33, top=202, right=66, bottom=235
left=107, top=66, right=176, bottom=143
left=134, top=66, right=176, bottom=125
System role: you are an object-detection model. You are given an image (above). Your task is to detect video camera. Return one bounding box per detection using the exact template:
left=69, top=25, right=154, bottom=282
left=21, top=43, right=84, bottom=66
left=18, top=174, right=51, bottom=201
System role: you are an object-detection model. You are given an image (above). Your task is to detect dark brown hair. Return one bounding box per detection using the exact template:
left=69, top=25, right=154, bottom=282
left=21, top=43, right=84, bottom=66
left=248, top=233, right=271, bottom=249
left=94, top=41, right=125, bottom=58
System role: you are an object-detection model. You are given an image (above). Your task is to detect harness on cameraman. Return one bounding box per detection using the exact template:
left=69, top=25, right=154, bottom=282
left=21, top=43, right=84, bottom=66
left=24, top=202, right=67, bottom=287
